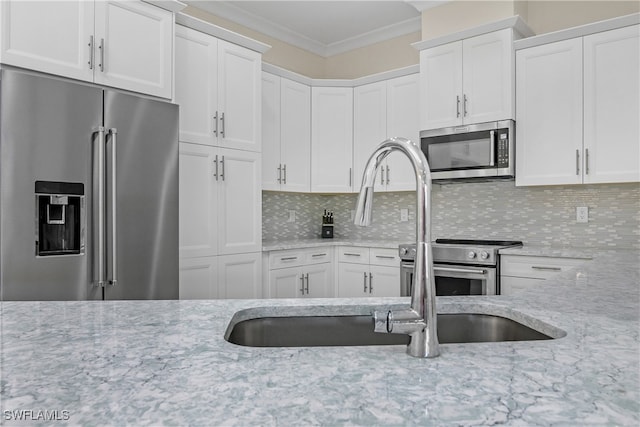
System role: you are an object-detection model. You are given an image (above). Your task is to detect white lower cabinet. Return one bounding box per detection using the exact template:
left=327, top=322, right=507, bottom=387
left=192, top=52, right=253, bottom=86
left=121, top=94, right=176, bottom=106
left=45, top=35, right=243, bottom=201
left=337, top=247, right=400, bottom=297
left=180, top=253, right=262, bottom=299
left=500, top=254, right=589, bottom=296
left=266, top=248, right=333, bottom=298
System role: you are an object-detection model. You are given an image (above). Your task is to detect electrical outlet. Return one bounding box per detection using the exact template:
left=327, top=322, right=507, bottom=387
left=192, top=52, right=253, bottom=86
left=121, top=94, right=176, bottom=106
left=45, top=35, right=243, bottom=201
left=288, top=210, right=296, bottom=223
left=576, top=206, right=588, bottom=223
left=400, top=208, right=409, bottom=222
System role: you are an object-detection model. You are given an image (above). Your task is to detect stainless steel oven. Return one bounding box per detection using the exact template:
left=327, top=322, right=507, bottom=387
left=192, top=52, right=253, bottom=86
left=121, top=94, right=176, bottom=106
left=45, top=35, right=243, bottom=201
left=399, top=239, right=522, bottom=296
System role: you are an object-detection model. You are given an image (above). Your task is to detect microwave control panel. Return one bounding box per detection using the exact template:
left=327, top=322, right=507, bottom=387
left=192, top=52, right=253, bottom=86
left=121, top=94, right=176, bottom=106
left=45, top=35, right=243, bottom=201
left=497, top=131, right=509, bottom=168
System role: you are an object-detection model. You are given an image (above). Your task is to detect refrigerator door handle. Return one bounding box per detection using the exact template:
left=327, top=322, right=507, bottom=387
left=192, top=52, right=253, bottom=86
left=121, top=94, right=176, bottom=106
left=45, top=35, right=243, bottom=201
left=93, top=126, right=107, bottom=287
left=108, top=128, right=118, bottom=287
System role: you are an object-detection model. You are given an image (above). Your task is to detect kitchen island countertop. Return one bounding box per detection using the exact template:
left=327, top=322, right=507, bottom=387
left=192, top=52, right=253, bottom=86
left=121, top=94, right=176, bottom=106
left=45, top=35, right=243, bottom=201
left=1, top=249, right=638, bottom=426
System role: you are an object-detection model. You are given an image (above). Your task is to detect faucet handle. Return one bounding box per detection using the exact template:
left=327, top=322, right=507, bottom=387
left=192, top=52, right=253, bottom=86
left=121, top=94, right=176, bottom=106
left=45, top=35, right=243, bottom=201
left=373, top=310, right=390, bottom=333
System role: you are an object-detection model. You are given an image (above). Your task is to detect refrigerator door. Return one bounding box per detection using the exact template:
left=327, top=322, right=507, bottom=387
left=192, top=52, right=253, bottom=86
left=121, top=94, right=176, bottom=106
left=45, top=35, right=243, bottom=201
left=0, top=69, right=103, bottom=300
left=103, top=90, right=179, bottom=299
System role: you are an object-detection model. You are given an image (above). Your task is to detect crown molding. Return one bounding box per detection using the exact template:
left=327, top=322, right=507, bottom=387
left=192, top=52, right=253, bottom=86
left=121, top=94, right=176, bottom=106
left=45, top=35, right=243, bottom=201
left=188, top=2, right=421, bottom=57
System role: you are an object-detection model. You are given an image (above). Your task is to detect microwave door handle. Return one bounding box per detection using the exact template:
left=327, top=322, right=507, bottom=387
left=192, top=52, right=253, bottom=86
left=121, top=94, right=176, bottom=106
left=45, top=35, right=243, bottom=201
left=489, top=130, right=495, bottom=167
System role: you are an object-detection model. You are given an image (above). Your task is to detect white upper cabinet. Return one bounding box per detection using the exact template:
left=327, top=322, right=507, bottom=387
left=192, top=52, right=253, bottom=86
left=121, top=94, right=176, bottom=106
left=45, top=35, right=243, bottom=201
left=420, top=28, right=514, bottom=130
left=516, top=38, right=584, bottom=186
left=516, top=24, right=639, bottom=186
left=175, top=25, right=261, bottom=152
left=353, top=74, right=418, bottom=192
left=311, top=87, right=354, bottom=193
left=262, top=72, right=311, bottom=192
left=583, top=25, right=640, bottom=184
left=0, top=0, right=173, bottom=98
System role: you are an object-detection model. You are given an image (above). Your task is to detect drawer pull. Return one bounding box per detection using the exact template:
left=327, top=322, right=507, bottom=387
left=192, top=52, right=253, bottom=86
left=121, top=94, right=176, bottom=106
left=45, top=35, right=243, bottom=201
left=531, top=266, right=562, bottom=272
left=344, top=253, right=361, bottom=257
left=375, top=255, right=395, bottom=260
left=280, top=256, right=298, bottom=261
left=311, top=253, right=327, bottom=258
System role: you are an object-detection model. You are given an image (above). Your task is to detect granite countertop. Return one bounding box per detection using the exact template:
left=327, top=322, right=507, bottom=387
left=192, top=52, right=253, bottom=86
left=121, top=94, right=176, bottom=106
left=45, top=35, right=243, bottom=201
left=1, top=249, right=638, bottom=426
left=262, top=238, right=405, bottom=251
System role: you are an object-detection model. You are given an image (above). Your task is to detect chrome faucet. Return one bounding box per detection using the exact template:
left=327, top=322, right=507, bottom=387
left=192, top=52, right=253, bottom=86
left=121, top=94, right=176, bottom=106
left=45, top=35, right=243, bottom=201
left=354, top=137, right=439, bottom=358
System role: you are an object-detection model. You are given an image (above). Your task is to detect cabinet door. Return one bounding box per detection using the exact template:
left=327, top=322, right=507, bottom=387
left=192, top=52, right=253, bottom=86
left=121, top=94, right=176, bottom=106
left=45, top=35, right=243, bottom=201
left=337, top=263, right=368, bottom=297
left=305, top=263, right=333, bottom=298
left=369, top=265, right=400, bottom=297
left=218, top=253, right=262, bottom=299
left=462, top=29, right=513, bottom=124
left=179, top=143, right=218, bottom=258
left=500, top=276, right=543, bottom=296
left=217, top=148, right=262, bottom=254
left=419, top=41, right=463, bottom=130
left=280, top=78, right=312, bottom=192
left=353, top=81, right=387, bottom=193
left=0, top=0, right=94, bottom=82
left=217, top=40, right=261, bottom=152
left=311, top=87, right=354, bottom=193
left=386, top=74, right=419, bottom=191
left=583, top=25, right=640, bottom=184
left=179, top=256, right=218, bottom=299
left=94, top=1, right=172, bottom=98
left=516, top=38, right=583, bottom=186
left=175, top=25, right=218, bottom=145
left=269, top=267, right=303, bottom=298
left=261, top=72, right=281, bottom=190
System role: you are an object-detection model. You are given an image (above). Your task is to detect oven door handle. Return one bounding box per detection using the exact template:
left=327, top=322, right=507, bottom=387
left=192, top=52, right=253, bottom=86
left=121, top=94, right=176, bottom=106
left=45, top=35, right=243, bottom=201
left=434, top=266, right=487, bottom=275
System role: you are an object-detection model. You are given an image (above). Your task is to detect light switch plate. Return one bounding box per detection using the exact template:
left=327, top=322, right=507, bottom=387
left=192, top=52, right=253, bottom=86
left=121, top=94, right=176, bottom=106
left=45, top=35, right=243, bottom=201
left=400, top=208, right=409, bottom=222
left=288, top=210, right=296, bottom=223
left=576, top=206, right=588, bottom=223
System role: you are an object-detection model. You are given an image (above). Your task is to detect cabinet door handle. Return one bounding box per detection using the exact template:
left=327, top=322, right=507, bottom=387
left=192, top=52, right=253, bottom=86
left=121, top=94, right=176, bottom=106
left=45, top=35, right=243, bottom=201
left=220, top=155, right=225, bottom=181
left=369, top=273, right=373, bottom=293
left=375, top=255, right=395, bottom=260
left=576, top=149, right=580, bottom=175
left=531, top=266, right=562, bottom=272
left=300, top=275, right=305, bottom=294
left=463, top=94, right=468, bottom=117
left=386, top=166, right=390, bottom=185
left=349, top=168, right=352, bottom=187
left=280, top=256, right=298, bottom=261
left=98, top=38, right=105, bottom=72
left=213, top=111, right=218, bottom=137
left=380, top=168, right=384, bottom=185
left=311, top=253, right=327, bottom=258
left=213, top=155, right=219, bottom=181
left=220, top=112, right=225, bottom=138
left=344, top=253, right=361, bottom=257
left=456, top=95, right=461, bottom=118
left=277, top=164, right=282, bottom=184
left=305, top=273, right=309, bottom=294
left=363, top=272, right=368, bottom=292
left=88, top=35, right=94, bottom=70
left=585, top=148, right=590, bottom=175
left=283, top=164, right=287, bottom=184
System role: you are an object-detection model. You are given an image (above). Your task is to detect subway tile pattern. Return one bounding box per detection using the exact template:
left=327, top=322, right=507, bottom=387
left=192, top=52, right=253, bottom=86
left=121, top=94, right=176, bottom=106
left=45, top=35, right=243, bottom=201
left=263, top=182, right=640, bottom=249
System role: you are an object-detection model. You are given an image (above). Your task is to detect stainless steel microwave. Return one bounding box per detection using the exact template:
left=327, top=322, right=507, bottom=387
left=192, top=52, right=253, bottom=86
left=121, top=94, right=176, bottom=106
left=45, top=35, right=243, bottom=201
left=420, top=120, right=515, bottom=181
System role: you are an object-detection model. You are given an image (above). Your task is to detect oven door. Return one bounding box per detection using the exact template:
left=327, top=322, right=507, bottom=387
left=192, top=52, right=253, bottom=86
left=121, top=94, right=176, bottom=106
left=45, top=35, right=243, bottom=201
left=400, top=261, right=497, bottom=296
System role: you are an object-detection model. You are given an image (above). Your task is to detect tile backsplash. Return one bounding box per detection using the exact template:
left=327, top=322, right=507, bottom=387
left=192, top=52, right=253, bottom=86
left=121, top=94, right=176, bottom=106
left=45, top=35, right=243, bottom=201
left=263, top=182, right=640, bottom=250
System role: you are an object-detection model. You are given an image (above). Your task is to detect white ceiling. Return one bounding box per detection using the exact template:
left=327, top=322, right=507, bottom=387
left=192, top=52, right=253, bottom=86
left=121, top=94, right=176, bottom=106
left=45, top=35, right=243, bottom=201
left=185, top=1, right=448, bottom=57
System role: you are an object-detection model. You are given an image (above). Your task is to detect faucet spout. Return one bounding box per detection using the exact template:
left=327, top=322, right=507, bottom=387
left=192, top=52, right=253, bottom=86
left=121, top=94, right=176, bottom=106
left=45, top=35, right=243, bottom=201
left=354, top=137, right=439, bottom=358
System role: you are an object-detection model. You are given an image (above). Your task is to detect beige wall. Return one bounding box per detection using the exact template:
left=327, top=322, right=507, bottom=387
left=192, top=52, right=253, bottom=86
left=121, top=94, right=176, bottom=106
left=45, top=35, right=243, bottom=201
left=324, top=32, right=421, bottom=79
left=525, top=1, right=639, bottom=35
left=421, top=1, right=639, bottom=40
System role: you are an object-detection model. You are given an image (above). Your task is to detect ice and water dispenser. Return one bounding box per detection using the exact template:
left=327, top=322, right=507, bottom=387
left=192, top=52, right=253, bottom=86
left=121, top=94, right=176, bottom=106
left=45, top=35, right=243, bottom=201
left=35, top=181, right=85, bottom=256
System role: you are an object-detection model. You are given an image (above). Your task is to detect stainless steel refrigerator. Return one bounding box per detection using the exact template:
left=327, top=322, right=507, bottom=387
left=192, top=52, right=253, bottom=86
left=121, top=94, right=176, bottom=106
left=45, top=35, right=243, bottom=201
left=0, top=68, right=178, bottom=300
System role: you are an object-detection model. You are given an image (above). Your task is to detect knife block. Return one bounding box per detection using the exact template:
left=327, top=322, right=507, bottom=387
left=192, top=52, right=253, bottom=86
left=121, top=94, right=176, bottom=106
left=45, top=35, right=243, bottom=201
left=321, top=224, right=334, bottom=238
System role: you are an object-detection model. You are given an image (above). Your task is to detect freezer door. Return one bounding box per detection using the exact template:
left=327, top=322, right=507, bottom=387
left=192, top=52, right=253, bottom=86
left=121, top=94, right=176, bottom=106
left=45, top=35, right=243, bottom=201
left=0, top=69, right=103, bottom=300
left=103, top=90, right=179, bottom=299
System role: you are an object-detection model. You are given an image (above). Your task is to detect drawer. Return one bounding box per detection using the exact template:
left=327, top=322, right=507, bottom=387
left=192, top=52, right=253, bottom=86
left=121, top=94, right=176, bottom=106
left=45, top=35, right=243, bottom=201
left=501, top=255, right=589, bottom=280
left=338, top=246, right=370, bottom=264
left=269, top=250, right=306, bottom=269
left=369, top=247, right=400, bottom=267
left=305, top=247, right=333, bottom=265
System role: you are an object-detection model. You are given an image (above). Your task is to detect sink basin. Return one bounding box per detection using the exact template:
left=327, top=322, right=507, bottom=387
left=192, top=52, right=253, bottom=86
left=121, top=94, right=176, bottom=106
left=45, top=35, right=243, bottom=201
left=225, top=313, right=554, bottom=347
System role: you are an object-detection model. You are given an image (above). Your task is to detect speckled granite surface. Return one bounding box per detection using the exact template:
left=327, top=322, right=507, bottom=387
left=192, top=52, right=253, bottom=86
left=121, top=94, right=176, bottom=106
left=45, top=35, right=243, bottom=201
left=263, top=238, right=403, bottom=251
left=1, top=249, right=638, bottom=426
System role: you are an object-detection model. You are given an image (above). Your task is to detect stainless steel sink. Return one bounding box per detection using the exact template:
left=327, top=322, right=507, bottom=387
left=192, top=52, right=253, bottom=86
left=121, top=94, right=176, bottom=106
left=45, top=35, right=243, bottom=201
left=225, top=313, right=554, bottom=347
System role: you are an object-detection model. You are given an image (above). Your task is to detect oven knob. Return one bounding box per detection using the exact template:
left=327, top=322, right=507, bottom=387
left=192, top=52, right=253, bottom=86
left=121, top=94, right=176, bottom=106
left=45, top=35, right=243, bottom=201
left=467, top=251, right=476, bottom=259
left=480, top=251, right=490, bottom=260
left=410, top=248, right=416, bottom=256
left=400, top=247, right=408, bottom=256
